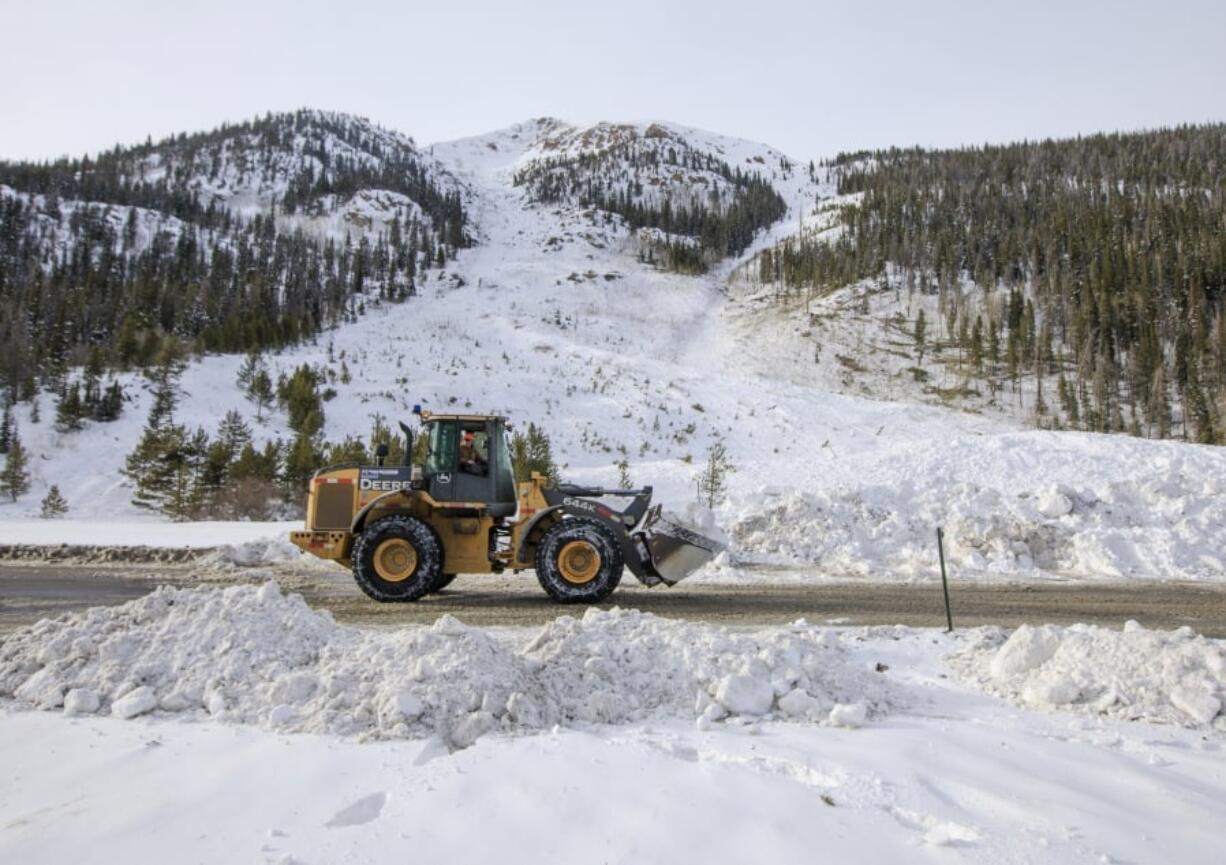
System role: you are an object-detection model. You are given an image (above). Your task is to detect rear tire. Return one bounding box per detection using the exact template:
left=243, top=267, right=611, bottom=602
left=534, top=519, right=623, bottom=603
left=352, top=516, right=441, bottom=602
left=431, top=572, right=458, bottom=593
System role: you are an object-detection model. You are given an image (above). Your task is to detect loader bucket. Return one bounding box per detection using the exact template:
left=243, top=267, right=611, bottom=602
left=640, top=508, right=727, bottom=586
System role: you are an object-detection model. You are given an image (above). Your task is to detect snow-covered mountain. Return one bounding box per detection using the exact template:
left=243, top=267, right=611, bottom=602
left=2, top=112, right=1225, bottom=585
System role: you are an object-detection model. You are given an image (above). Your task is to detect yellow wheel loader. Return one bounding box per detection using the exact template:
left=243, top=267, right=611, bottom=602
left=289, top=410, right=725, bottom=603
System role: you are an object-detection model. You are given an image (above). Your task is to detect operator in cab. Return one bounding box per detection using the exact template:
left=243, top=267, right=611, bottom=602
left=459, top=430, right=488, bottom=475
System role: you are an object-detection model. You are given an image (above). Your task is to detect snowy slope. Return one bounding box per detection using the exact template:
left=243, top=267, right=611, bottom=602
left=133, top=108, right=463, bottom=237
left=3, top=115, right=1225, bottom=582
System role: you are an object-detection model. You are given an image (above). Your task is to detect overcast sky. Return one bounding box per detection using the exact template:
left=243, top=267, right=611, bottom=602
left=2, top=0, right=1223, bottom=162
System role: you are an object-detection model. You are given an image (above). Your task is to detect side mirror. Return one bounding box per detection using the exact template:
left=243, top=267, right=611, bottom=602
left=375, top=443, right=390, bottom=466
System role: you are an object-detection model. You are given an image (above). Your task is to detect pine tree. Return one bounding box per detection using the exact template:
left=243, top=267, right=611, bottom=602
left=217, top=410, right=252, bottom=458
left=124, top=349, right=193, bottom=514
left=95, top=380, right=125, bottom=422
left=1186, top=357, right=1218, bottom=444
left=970, top=316, right=984, bottom=373
left=54, top=382, right=85, bottom=433
left=236, top=352, right=262, bottom=393
left=913, top=309, right=927, bottom=363
left=368, top=413, right=404, bottom=465
left=0, top=402, right=11, bottom=454
left=278, top=365, right=324, bottom=435
left=40, top=485, right=69, bottom=518
left=0, top=427, right=31, bottom=502
left=1149, top=363, right=1171, bottom=439
left=510, top=423, right=559, bottom=484
left=695, top=440, right=733, bottom=509
left=283, top=432, right=322, bottom=500
left=248, top=368, right=274, bottom=421
left=231, top=440, right=281, bottom=484
left=615, top=459, right=632, bottom=490
left=125, top=422, right=187, bottom=513
left=146, top=345, right=187, bottom=430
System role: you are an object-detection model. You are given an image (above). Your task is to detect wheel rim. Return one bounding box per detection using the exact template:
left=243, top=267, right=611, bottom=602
left=558, top=540, right=601, bottom=585
left=373, top=538, right=418, bottom=582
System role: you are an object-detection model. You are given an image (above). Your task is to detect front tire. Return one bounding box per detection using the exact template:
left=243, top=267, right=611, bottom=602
left=352, top=516, right=442, bottom=602
left=534, top=519, right=623, bottom=603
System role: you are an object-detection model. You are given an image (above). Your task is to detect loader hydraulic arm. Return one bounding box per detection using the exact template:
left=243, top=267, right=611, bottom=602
left=543, top=485, right=654, bottom=527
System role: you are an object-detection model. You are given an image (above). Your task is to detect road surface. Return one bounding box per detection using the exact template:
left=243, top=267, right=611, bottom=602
left=3, top=563, right=1226, bottom=636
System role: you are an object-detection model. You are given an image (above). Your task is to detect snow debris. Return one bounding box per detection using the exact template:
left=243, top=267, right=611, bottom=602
left=714, top=674, right=775, bottom=716
left=989, top=624, right=1061, bottom=678
left=267, top=704, right=295, bottom=727
left=720, top=466, right=1226, bottom=581
left=62, top=688, right=99, bottom=716
left=0, top=584, right=896, bottom=739
left=950, top=622, right=1226, bottom=728
left=112, top=686, right=158, bottom=720
left=202, top=535, right=306, bottom=568
left=776, top=688, right=826, bottom=719
left=828, top=702, right=868, bottom=728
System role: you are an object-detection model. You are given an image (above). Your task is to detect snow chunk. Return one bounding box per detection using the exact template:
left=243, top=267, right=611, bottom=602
left=715, top=675, right=775, bottom=716
left=1170, top=686, right=1222, bottom=726
left=63, top=688, right=100, bottom=716
left=828, top=702, right=868, bottom=728
left=449, top=711, right=497, bottom=750
left=777, top=689, right=823, bottom=719
left=392, top=693, right=425, bottom=721
left=112, top=686, right=157, bottom=719
left=268, top=705, right=295, bottom=727
left=1036, top=487, right=1074, bottom=519
left=989, top=625, right=1061, bottom=679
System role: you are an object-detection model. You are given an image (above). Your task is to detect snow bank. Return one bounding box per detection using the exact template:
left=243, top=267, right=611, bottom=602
left=0, top=519, right=301, bottom=550
left=722, top=471, right=1226, bottom=581
left=950, top=622, right=1226, bottom=729
left=199, top=535, right=305, bottom=567
left=0, top=584, right=894, bottom=743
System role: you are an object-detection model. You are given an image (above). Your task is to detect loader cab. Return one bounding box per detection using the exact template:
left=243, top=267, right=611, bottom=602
left=419, top=413, right=517, bottom=517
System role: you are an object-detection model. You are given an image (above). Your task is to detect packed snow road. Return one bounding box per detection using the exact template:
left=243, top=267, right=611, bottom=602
left=4, top=563, right=1226, bottom=636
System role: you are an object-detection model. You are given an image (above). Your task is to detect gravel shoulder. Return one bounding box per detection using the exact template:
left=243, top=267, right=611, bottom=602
left=3, top=561, right=1226, bottom=636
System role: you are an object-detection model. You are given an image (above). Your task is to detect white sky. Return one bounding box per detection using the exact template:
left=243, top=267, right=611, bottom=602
left=2, top=0, right=1224, bottom=162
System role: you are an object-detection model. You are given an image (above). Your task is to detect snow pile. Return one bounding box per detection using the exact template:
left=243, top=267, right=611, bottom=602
left=200, top=534, right=305, bottom=567
left=723, top=471, right=1226, bottom=580
left=521, top=608, right=888, bottom=730
left=950, top=622, right=1226, bottom=728
left=0, top=584, right=895, bottom=744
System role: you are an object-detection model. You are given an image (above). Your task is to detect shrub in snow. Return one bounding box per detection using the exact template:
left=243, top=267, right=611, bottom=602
left=39, top=485, right=69, bottom=518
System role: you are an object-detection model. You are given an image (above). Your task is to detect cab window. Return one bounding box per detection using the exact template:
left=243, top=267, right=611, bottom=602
left=491, top=423, right=515, bottom=501
left=426, top=421, right=457, bottom=475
